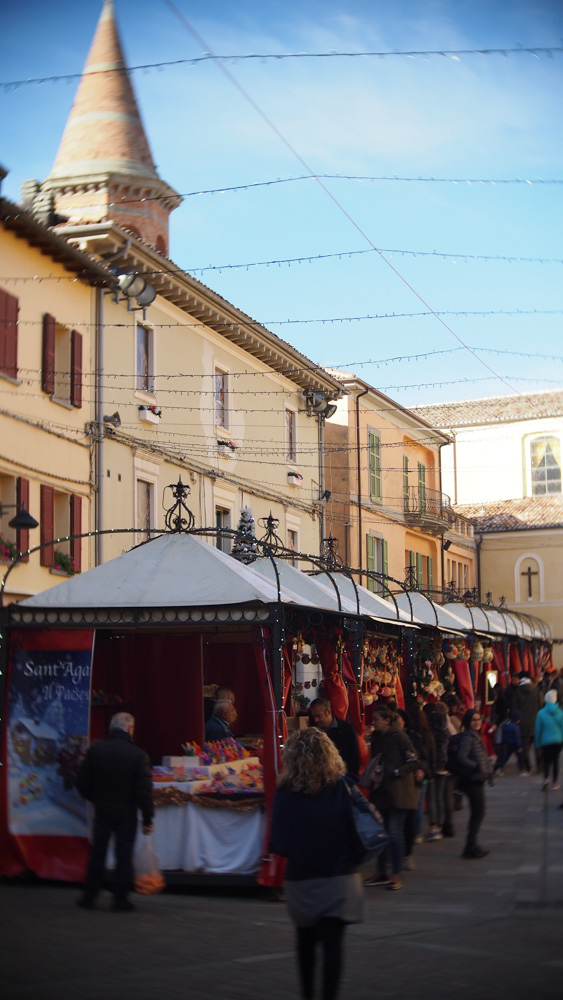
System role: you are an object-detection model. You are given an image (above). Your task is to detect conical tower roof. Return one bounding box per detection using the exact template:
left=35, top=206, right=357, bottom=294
left=42, top=0, right=180, bottom=252
left=50, top=0, right=157, bottom=182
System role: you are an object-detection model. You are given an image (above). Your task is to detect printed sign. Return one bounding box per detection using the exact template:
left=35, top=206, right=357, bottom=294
left=7, top=642, right=94, bottom=836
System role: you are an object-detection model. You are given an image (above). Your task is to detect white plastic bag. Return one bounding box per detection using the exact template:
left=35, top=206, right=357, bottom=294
left=134, top=834, right=165, bottom=894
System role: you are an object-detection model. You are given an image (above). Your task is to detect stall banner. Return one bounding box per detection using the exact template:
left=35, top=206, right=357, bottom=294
left=5, top=630, right=94, bottom=838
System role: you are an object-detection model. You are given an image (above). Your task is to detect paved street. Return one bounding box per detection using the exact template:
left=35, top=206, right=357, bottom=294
left=2, top=767, right=562, bottom=1000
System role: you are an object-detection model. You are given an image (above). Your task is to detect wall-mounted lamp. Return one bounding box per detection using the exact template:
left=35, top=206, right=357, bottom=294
left=443, top=538, right=452, bottom=551
left=103, top=411, right=121, bottom=429
left=115, top=271, right=156, bottom=309
left=319, top=490, right=331, bottom=503
left=0, top=502, right=39, bottom=530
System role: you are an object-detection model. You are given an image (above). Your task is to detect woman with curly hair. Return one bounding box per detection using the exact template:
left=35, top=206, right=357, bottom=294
left=269, top=727, right=364, bottom=1000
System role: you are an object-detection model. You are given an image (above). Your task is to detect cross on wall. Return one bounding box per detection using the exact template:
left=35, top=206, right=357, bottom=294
left=521, top=564, right=538, bottom=599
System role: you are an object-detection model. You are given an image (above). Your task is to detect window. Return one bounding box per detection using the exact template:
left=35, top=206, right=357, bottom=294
left=530, top=436, right=561, bottom=495
left=368, top=431, right=381, bottom=502
left=403, top=455, right=409, bottom=510
left=0, top=288, right=18, bottom=379
left=42, top=314, right=82, bottom=407
left=216, top=507, right=231, bottom=553
left=136, top=324, right=154, bottom=394
left=136, top=480, right=153, bottom=543
left=288, top=528, right=298, bottom=565
left=0, top=473, right=29, bottom=561
left=366, top=534, right=388, bottom=595
left=418, top=462, right=426, bottom=512
left=285, top=408, right=297, bottom=463
left=40, top=485, right=82, bottom=571
left=215, top=369, right=228, bottom=427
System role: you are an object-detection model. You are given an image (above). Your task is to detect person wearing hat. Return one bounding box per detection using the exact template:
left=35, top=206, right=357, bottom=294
left=534, top=690, right=563, bottom=790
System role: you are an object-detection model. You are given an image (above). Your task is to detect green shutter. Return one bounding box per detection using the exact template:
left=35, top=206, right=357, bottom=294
left=418, top=462, right=426, bottom=512
left=403, top=455, right=409, bottom=510
left=366, top=534, right=376, bottom=592
left=427, top=555, right=433, bottom=595
left=369, top=432, right=381, bottom=501
left=381, top=538, right=388, bottom=598
left=416, top=552, right=423, bottom=588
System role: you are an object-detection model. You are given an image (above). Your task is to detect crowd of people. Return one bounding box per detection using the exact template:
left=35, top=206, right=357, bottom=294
left=270, top=669, right=563, bottom=1000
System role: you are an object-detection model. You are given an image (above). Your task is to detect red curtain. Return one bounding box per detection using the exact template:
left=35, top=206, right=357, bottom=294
left=453, top=660, right=474, bottom=710
left=255, top=631, right=287, bottom=888
left=510, top=644, right=523, bottom=677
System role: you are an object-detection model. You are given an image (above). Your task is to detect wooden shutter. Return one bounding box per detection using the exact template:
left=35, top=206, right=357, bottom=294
left=0, top=287, right=18, bottom=379
left=16, top=477, right=30, bottom=562
left=70, top=494, right=82, bottom=573
left=416, top=552, right=423, bottom=588
left=418, top=462, right=426, bottom=512
left=70, top=330, right=82, bottom=408
left=381, top=538, right=388, bottom=597
left=427, top=555, right=434, bottom=595
left=42, top=314, right=56, bottom=394
left=403, top=455, right=409, bottom=510
left=369, top=432, right=381, bottom=501
left=366, top=534, right=375, bottom=593
left=40, top=484, right=55, bottom=567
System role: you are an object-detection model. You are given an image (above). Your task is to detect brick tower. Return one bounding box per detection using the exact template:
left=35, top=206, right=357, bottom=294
left=40, top=0, right=181, bottom=253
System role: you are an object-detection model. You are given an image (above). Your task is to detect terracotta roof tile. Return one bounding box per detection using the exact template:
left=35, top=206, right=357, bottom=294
left=454, top=496, right=563, bottom=532
left=411, top=389, right=563, bottom=429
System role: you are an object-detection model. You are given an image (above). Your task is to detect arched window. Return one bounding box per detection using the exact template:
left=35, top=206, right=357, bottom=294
left=530, top=436, right=561, bottom=495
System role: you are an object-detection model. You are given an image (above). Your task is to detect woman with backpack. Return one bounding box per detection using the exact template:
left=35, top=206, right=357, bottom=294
left=455, top=709, right=493, bottom=859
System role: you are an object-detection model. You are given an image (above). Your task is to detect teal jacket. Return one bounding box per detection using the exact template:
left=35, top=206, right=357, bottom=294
left=534, top=702, right=563, bottom=748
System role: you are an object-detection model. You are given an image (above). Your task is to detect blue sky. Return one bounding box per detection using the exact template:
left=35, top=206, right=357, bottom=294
left=1, top=0, right=562, bottom=405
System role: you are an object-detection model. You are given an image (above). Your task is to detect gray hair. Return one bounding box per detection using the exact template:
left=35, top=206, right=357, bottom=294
left=109, top=712, right=134, bottom=733
left=213, top=699, right=233, bottom=719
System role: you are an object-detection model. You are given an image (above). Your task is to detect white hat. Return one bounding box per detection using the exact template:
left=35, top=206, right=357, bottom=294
left=545, top=690, right=558, bottom=704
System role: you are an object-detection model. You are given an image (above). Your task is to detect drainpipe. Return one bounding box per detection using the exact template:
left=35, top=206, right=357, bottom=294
left=95, top=286, right=104, bottom=566
left=475, top=532, right=482, bottom=602
left=438, top=440, right=446, bottom=594
left=356, top=387, right=369, bottom=580
left=318, top=413, right=325, bottom=550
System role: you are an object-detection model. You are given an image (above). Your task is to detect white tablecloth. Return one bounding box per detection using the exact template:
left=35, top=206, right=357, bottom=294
left=106, top=798, right=267, bottom=875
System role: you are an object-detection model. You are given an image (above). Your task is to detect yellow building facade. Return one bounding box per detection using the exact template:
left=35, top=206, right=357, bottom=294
left=324, top=374, right=477, bottom=595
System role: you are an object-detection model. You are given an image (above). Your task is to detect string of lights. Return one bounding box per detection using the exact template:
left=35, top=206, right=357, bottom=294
left=106, top=174, right=563, bottom=206
left=2, top=312, right=563, bottom=335
left=2, top=374, right=562, bottom=409
left=2, top=44, right=561, bottom=90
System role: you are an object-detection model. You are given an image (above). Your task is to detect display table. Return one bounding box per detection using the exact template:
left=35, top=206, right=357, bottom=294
left=106, top=785, right=267, bottom=876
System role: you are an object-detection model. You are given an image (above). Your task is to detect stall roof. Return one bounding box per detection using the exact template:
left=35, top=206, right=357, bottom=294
left=441, top=602, right=550, bottom=640
left=312, top=572, right=420, bottom=625
left=251, top=559, right=362, bottom=617
left=20, top=534, right=316, bottom=609
left=393, top=592, right=469, bottom=632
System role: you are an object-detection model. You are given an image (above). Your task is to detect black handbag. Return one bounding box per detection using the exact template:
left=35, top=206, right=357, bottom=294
left=358, top=752, right=384, bottom=792
left=346, top=783, right=389, bottom=863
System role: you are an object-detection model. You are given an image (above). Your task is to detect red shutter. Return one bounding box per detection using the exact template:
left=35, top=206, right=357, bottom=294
left=71, top=330, right=82, bottom=408
left=0, top=287, right=18, bottom=379
left=70, top=494, right=82, bottom=573
left=16, top=477, right=30, bottom=563
left=40, top=484, right=55, bottom=567
left=42, top=314, right=56, bottom=394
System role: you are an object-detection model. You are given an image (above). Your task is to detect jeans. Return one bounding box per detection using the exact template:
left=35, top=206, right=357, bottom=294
left=458, top=779, right=486, bottom=853
left=542, top=743, right=563, bottom=782
left=378, top=807, right=408, bottom=876
left=427, top=774, right=446, bottom=828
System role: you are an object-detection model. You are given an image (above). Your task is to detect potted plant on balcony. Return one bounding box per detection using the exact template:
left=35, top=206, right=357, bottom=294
left=0, top=536, right=18, bottom=563
left=52, top=549, right=76, bottom=576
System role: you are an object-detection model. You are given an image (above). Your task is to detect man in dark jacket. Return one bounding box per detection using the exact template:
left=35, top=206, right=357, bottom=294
left=308, top=698, right=360, bottom=781
left=514, top=673, right=543, bottom=775
left=76, top=712, right=154, bottom=911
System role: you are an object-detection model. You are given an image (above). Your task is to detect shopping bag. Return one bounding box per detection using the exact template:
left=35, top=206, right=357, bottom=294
left=134, top=833, right=165, bottom=894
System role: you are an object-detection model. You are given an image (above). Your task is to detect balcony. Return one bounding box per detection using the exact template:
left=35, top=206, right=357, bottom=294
left=403, top=486, right=454, bottom=535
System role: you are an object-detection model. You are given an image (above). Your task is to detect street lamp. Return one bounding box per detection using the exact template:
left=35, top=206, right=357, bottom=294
left=0, top=502, right=39, bottom=530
